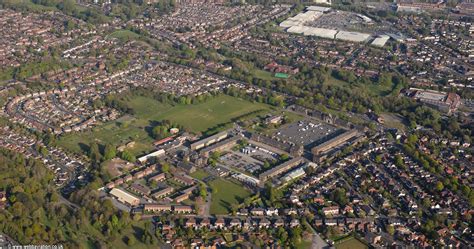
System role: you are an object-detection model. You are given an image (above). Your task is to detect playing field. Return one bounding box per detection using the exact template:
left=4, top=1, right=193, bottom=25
left=58, top=94, right=270, bottom=156
left=128, top=94, right=270, bottom=133
left=209, top=178, right=252, bottom=215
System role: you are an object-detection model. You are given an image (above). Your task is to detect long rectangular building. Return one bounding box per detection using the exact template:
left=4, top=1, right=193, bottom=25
left=200, top=136, right=240, bottom=157
left=110, top=188, right=140, bottom=206
left=311, top=129, right=359, bottom=161
left=259, top=157, right=305, bottom=184
left=190, top=130, right=229, bottom=150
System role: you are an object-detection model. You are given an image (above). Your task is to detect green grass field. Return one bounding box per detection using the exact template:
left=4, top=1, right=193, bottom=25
left=335, top=237, right=367, bottom=249
left=295, top=239, right=313, bottom=249
left=58, top=95, right=270, bottom=157
left=252, top=69, right=276, bottom=80
left=209, top=178, right=252, bottom=215
left=129, top=94, right=270, bottom=133
left=190, top=169, right=211, bottom=181
left=325, top=74, right=398, bottom=97
left=109, top=30, right=141, bottom=41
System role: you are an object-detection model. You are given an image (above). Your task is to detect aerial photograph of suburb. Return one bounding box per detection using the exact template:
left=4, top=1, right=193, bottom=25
left=0, top=0, right=473, bottom=248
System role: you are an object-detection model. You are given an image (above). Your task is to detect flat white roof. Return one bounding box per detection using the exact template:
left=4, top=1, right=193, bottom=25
left=287, top=26, right=338, bottom=39
left=138, top=149, right=165, bottom=162
left=280, top=20, right=300, bottom=28
left=287, top=25, right=306, bottom=34
left=335, top=31, right=371, bottom=42
left=304, top=27, right=338, bottom=38
left=306, top=6, right=331, bottom=12
left=371, top=35, right=390, bottom=47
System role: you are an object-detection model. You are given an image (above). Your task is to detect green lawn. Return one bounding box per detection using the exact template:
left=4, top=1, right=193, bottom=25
left=58, top=95, right=270, bottom=157
left=209, top=178, right=252, bottom=215
left=335, top=237, right=367, bottom=249
left=190, top=169, right=211, bottom=181
left=295, top=239, right=313, bottom=249
left=252, top=69, right=275, bottom=80
left=109, top=30, right=141, bottom=41
left=325, top=74, right=398, bottom=97
left=128, top=94, right=270, bottom=134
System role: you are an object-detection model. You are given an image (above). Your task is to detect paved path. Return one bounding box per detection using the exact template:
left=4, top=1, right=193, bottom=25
left=311, top=232, right=329, bottom=249
left=305, top=220, right=329, bottom=249
left=58, top=193, right=80, bottom=209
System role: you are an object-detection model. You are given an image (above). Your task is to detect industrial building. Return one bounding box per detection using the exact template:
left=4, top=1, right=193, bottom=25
left=335, top=31, right=371, bottom=43
left=280, top=6, right=380, bottom=45
left=287, top=26, right=338, bottom=39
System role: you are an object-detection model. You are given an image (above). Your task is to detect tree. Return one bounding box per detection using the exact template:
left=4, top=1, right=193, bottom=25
left=104, top=144, right=116, bottom=160
left=89, top=142, right=101, bottom=162
left=330, top=188, right=348, bottom=206
left=264, top=183, right=276, bottom=204
left=39, top=146, right=48, bottom=156
left=263, top=160, right=271, bottom=169
left=151, top=124, right=170, bottom=139
left=387, top=225, right=395, bottom=235
left=161, top=162, right=170, bottom=173
left=120, top=150, right=135, bottom=162
left=436, top=181, right=444, bottom=192
left=280, top=154, right=289, bottom=161
left=199, top=183, right=207, bottom=199
left=126, top=235, right=136, bottom=246
left=394, top=155, right=406, bottom=169
left=407, top=134, right=418, bottom=144
left=375, top=154, right=382, bottom=163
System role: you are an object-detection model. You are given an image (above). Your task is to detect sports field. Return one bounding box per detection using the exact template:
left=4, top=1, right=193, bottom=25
left=209, top=178, right=252, bottom=215
left=128, top=94, right=270, bottom=133
left=58, top=94, right=270, bottom=156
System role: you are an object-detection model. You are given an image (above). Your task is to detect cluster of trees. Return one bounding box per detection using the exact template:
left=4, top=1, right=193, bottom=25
left=2, top=0, right=109, bottom=23
left=0, top=58, right=69, bottom=81
left=87, top=141, right=135, bottom=165
left=260, top=154, right=289, bottom=172
left=330, top=188, right=349, bottom=206
left=3, top=0, right=176, bottom=23
left=150, top=120, right=181, bottom=140
left=153, top=0, right=176, bottom=15
left=0, top=148, right=145, bottom=247
left=224, top=86, right=285, bottom=107
left=103, top=94, right=135, bottom=115
left=191, top=45, right=404, bottom=118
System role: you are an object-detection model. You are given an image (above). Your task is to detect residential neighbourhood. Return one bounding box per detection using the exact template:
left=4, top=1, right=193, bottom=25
left=0, top=0, right=472, bottom=248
